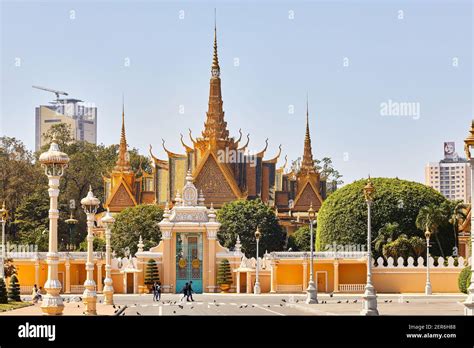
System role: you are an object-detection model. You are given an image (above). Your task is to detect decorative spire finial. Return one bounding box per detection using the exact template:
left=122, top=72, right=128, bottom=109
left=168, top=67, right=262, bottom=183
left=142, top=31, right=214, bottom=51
left=300, top=94, right=316, bottom=175
left=212, top=8, right=220, bottom=75
left=114, top=95, right=132, bottom=172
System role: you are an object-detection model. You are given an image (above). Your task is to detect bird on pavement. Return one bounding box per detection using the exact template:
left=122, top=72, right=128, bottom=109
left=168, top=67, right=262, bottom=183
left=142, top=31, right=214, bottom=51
left=267, top=305, right=271, bottom=308
left=173, top=311, right=176, bottom=314
left=137, top=312, right=141, bottom=316
left=77, top=305, right=80, bottom=308
left=329, top=293, right=334, bottom=298
left=384, top=300, right=388, bottom=303
left=346, top=300, right=349, bottom=303
left=353, top=300, right=358, bottom=303
left=389, top=300, right=392, bottom=303
left=337, top=301, right=341, bottom=304
left=281, top=299, right=286, bottom=303
left=178, top=305, right=183, bottom=309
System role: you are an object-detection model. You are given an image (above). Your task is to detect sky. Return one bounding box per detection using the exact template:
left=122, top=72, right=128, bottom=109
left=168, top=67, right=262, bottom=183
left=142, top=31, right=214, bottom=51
left=0, top=0, right=472, bottom=185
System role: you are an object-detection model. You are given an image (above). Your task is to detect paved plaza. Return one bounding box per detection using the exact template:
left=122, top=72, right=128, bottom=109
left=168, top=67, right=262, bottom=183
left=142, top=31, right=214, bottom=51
left=0, top=293, right=467, bottom=316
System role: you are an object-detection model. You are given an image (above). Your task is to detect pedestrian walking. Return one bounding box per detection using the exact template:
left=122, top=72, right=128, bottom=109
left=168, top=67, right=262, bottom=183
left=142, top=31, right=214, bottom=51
left=156, top=282, right=161, bottom=301
left=187, top=281, right=195, bottom=302
left=180, top=282, right=189, bottom=302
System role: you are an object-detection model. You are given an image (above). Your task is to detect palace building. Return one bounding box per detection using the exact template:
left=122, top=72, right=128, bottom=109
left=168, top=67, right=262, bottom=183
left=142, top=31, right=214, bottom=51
left=102, top=22, right=327, bottom=234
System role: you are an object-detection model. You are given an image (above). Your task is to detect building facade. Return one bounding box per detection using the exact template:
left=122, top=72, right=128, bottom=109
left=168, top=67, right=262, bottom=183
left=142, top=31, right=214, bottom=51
left=35, top=98, right=97, bottom=151
left=425, top=142, right=471, bottom=202
left=103, top=23, right=327, bottom=235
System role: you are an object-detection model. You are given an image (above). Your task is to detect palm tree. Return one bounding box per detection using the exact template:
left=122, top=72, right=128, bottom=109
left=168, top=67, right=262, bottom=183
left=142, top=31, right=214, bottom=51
left=415, top=204, right=446, bottom=257
left=373, top=222, right=403, bottom=257
left=445, top=201, right=468, bottom=254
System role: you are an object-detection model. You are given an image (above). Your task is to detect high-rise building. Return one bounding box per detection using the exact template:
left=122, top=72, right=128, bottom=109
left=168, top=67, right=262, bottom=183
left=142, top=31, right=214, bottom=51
left=425, top=142, right=471, bottom=202
left=35, top=98, right=97, bottom=151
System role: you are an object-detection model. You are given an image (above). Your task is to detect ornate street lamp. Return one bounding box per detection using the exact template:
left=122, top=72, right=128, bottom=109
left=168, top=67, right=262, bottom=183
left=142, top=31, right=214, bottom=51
left=360, top=176, right=378, bottom=315
left=81, top=186, right=100, bottom=315
left=65, top=211, right=78, bottom=250
left=0, top=202, right=8, bottom=280
left=424, top=228, right=432, bottom=295
left=463, top=120, right=474, bottom=315
left=101, top=208, right=115, bottom=305
left=306, top=203, right=318, bottom=304
left=253, top=227, right=261, bottom=294
left=38, top=137, right=69, bottom=315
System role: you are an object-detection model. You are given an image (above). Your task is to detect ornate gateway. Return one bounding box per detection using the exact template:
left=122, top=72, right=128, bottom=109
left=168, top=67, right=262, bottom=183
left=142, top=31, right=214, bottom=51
left=176, top=233, right=203, bottom=293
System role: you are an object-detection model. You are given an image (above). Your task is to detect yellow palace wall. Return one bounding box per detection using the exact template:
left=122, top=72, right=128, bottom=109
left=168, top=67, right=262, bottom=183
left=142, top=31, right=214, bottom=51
left=8, top=255, right=467, bottom=294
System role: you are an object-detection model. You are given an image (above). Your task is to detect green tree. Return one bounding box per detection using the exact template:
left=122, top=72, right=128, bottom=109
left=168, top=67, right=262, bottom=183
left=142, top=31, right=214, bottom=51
left=78, top=237, right=106, bottom=252
left=287, top=226, right=314, bottom=251
left=409, top=236, right=426, bottom=258
left=217, top=199, right=286, bottom=258
left=444, top=200, right=468, bottom=254
left=0, top=278, right=7, bottom=304
left=416, top=204, right=447, bottom=258
left=373, top=222, right=403, bottom=258
left=0, top=136, right=44, bottom=239
left=217, top=259, right=233, bottom=288
left=316, top=177, right=452, bottom=257
left=111, top=204, right=163, bottom=257
left=8, top=274, right=21, bottom=301
left=144, top=259, right=160, bottom=289
left=382, top=235, right=414, bottom=261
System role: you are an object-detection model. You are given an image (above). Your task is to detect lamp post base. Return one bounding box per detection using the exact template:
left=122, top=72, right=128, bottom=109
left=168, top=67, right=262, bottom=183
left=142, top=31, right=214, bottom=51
left=360, top=284, right=378, bottom=316
left=103, top=279, right=114, bottom=305
left=425, top=283, right=432, bottom=295
left=253, top=282, right=261, bottom=294
left=83, top=287, right=97, bottom=315
left=305, top=281, right=318, bottom=304
left=464, top=292, right=474, bottom=315
left=40, top=295, right=64, bottom=315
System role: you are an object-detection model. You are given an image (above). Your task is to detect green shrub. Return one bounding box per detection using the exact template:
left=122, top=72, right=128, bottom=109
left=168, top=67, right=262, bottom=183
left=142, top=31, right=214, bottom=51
left=0, top=278, right=7, bottom=304
left=217, top=259, right=233, bottom=286
left=144, top=259, right=160, bottom=286
left=316, top=177, right=452, bottom=256
left=458, top=267, right=472, bottom=294
left=8, top=274, right=21, bottom=302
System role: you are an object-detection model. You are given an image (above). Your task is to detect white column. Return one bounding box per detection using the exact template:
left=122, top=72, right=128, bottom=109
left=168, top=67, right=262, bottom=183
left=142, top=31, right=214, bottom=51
left=103, top=225, right=114, bottom=304
left=41, top=177, right=64, bottom=315
left=83, top=213, right=97, bottom=315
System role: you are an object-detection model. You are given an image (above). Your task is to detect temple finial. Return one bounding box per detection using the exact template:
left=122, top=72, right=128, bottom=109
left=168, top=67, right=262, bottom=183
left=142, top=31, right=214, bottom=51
left=114, top=95, right=131, bottom=172
left=212, top=8, right=220, bottom=75
left=300, top=94, right=316, bottom=175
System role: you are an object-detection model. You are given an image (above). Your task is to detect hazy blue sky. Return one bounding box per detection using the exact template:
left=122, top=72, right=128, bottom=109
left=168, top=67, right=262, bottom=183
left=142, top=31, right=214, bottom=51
left=1, top=0, right=472, bottom=185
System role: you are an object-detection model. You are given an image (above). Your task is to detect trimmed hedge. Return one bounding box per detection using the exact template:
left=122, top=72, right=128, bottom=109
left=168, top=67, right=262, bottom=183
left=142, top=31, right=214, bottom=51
left=458, top=266, right=472, bottom=294
left=316, top=178, right=453, bottom=256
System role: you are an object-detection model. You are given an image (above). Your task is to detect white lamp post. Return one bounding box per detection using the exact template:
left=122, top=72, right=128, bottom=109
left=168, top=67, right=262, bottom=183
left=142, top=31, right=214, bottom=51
left=38, top=137, right=69, bottom=315
left=0, top=202, right=8, bottom=280
left=306, top=203, right=318, bottom=304
left=360, top=176, right=378, bottom=315
left=424, top=229, right=432, bottom=295
left=253, top=227, right=261, bottom=294
left=101, top=208, right=115, bottom=305
left=81, top=186, right=100, bottom=315
left=463, top=120, right=474, bottom=315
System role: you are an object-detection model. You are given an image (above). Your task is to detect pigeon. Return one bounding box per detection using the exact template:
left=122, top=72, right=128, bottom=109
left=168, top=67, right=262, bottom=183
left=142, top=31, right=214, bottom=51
left=279, top=303, right=284, bottom=307
left=295, top=300, right=299, bottom=303
left=329, top=293, right=334, bottom=298
left=121, top=312, right=126, bottom=316
left=173, top=311, right=176, bottom=314
left=190, top=307, right=194, bottom=310
left=406, top=300, right=409, bottom=303
left=384, top=300, right=388, bottom=303
left=389, top=300, right=392, bottom=303
left=244, top=305, right=248, bottom=308
left=353, top=300, right=357, bottom=303
left=337, top=301, right=341, bottom=304
left=281, top=299, right=286, bottom=303
left=178, top=305, right=184, bottom=309
left=215, top=304, right=220, bottom=307
left=137, top=312, right=141, bottom=316
left=239, top=305, right=243, bottom=309
left=113, top=305, right=116, bottom=309
left=79, top=297, right=82, bottom=301
left=213, top=300, right=216, bottom=303
left=267, top=305, right=271, bottom=308
left=77, top=305, right=80, bottom=308
left=346, top=300, right=349, bottom=303
left=251, top=305, right=254, bottom=308
left=114, top=309, right=118, bottom=314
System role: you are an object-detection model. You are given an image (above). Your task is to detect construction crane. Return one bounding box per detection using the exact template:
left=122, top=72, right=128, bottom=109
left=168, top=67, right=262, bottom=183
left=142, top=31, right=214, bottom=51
left=32, top=85, right=68, bottom=100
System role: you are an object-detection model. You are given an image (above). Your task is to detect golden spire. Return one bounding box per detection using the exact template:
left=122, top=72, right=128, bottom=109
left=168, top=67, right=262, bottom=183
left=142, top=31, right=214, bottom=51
left=212, top=8, right=220, bottom=74
left=300, top=94, right=316, bottom=174
left=202, top=9, right=229, bottom=143
left=114, top=97, right=132, bottom=172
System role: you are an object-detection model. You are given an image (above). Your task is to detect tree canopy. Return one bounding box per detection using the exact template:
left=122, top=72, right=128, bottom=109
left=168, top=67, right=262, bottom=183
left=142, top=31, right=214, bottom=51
left=316, top=177, right=454, bottom=257
left=217, top=199, right=286, bottom=258
left=111, top=204, right=163, bottom=257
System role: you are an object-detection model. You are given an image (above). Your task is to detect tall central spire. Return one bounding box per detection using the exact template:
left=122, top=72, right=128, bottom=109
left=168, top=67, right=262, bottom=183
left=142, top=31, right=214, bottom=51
left=202, top=9, right=229, bottom=143
left=114, top=97, right=132, bottom=172
left=300, top=95, right=316, bottom=174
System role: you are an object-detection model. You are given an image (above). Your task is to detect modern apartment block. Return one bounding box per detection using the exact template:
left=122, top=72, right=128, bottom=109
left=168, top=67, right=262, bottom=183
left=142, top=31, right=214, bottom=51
left=425, top=142, right=471, bottom=202
left=35, top=98, right=97, bottom=151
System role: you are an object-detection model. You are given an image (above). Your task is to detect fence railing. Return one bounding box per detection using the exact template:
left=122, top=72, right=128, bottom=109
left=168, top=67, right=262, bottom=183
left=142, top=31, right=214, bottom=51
left=270, top=251, right=367, bottom=260
left=373, top=256, right=470, bottom=268
left=70, top=285, right=85, bottom=294
left=338, top=284, right=365, bottom=292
